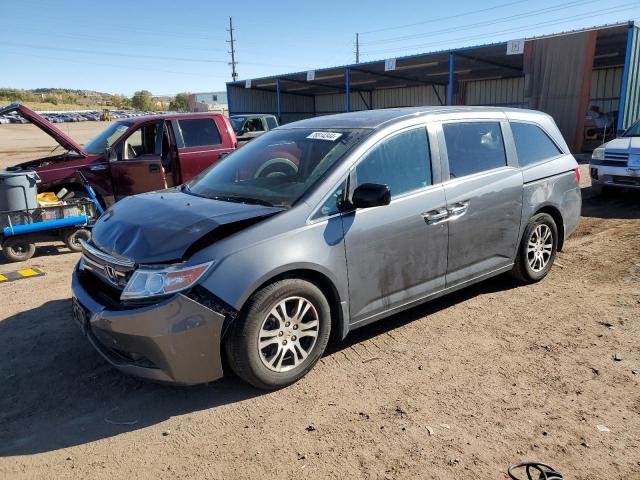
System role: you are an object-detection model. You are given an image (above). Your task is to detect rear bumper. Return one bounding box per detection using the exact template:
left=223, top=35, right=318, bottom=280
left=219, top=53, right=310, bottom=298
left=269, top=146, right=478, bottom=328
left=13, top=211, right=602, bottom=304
left=589, top=164, right=640, bottom=189
left=71, top=267, right=226, bottom=385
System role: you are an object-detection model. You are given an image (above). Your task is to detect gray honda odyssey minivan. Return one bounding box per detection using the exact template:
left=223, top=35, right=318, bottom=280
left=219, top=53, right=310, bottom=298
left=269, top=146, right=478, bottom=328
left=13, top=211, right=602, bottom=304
left=72, top=107, right=581, bottom=389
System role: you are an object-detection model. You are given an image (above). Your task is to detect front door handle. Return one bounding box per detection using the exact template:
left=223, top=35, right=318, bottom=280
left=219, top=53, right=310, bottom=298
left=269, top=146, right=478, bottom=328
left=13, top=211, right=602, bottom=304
left=89, top=164, right=108, bottom=171
left=448, top=201, right=469, bottom=219
left=422, top=208, right=449, bottom=225
left=149, top=164, right=160, bottom=173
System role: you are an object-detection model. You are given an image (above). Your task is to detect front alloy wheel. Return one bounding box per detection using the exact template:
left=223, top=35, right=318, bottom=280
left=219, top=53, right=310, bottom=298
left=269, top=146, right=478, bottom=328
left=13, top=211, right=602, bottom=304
left=225, top=279, right=331, bottom=390
left=258, top=297, right=319, bottom=372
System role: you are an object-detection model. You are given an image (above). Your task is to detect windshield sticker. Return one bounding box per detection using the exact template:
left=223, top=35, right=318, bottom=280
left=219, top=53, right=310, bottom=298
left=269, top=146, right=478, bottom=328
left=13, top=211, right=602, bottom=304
left=307, top=132, right=343, bottom=141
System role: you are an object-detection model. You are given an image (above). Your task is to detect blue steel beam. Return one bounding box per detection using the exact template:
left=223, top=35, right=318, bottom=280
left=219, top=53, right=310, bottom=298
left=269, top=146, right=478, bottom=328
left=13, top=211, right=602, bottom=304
left=618, top=22, right=635, bottom=131
left=448, top=52, right=454, bottom=106
left=346, top=67, right=351, bottom=112
left=276, top=78, right=282, bottom=123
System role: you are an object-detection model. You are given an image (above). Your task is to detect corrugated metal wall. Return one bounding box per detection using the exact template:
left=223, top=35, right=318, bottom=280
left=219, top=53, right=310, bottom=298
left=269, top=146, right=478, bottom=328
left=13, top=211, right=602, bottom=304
left=228, top=85, right=315, bottom=123
left=589, top=67, right=623, bottom=114
left=372, top=85, right=445, bottom=108
left=312, top=85, right=446, bottom=115
left=621, top=25, right=640, bottom=128
left=464, top=77, right=526, bottom=107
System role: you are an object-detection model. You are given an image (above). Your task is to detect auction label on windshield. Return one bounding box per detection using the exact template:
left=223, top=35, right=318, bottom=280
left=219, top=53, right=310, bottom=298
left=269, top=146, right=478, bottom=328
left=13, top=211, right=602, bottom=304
left=307, top=132, right=342, bottom=141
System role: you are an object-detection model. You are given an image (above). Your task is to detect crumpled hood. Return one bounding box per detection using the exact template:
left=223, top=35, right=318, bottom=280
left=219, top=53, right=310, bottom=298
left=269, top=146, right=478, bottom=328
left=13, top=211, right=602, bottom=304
left=91, top=190, right=284, bottom=264
left=604, top=136, right=640, bottom=153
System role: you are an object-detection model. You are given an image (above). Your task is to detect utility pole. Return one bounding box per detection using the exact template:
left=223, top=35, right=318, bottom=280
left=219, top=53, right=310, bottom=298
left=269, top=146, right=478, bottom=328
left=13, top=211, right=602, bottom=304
left=227, top=17, right=238, bottom=82
left=355, top=32, right=360, bottom=64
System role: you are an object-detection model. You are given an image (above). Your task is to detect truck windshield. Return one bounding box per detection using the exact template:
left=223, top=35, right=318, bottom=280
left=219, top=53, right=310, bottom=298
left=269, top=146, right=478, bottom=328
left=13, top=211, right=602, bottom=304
left=185, top=128, right=369, bottom=207
left=623, top=121, right=640, bottom=137
left=84, top=121, right=132, bottom=154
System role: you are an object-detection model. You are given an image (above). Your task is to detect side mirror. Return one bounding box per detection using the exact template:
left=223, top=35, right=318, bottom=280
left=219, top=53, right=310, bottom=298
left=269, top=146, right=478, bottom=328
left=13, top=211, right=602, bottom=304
left=106, top=147, right=118, bottom=162
left=351, top=183, right=391, bottom=209
left=616, top=128, right=626, bottom=138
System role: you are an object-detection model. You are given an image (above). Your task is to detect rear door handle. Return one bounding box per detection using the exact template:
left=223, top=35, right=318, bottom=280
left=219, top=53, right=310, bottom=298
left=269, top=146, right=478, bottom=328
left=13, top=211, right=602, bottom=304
left=448, top=201, right=469, bottom=218
left=422, top=208, right=449, bottom=224
left=149, top=164, right=160, bottom=173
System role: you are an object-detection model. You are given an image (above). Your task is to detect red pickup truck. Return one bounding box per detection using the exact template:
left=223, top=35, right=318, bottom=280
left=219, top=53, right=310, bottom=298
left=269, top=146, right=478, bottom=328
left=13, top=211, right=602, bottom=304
left=1, top=104, right=237, bottom=207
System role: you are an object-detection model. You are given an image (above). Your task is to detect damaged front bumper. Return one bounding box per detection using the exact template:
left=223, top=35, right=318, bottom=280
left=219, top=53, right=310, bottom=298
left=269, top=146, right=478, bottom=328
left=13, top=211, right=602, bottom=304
left=71, top=266, right=226, bottom=385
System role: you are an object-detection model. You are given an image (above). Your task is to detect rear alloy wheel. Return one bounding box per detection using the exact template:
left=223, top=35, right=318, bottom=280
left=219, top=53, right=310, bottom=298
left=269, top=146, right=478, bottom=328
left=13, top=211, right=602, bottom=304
left=225, top=279, right=331, bottom=390
left=511, top=213, right=558, bottom=283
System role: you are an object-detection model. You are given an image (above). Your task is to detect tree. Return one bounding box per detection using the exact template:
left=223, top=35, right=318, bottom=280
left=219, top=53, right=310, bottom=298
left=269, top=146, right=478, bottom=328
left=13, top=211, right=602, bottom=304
left=131, top=90, right=153, bottom=110
left=169, top=92, right=190, bottom=112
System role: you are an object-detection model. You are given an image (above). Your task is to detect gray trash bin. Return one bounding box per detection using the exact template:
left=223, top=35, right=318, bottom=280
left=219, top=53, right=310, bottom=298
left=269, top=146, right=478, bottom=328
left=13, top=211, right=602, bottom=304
left=0, top=170, right=40, bottom=212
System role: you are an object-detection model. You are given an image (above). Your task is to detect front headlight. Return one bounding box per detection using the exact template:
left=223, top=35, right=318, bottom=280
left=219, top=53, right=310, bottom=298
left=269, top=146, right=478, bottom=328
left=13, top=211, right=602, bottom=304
left=121, top=261, right=214, bottom=300
left=592, top=147, right=605, bottom=161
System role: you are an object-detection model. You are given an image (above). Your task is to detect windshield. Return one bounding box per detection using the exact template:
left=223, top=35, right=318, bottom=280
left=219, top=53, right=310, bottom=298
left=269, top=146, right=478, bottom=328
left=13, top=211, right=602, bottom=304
left=84, top=121, right=131, bottom=154
left=230, top=116, right=246, bottom=133
left=623, top=120, right=640, bottom=137
left=186, top=128, right=369, bottom=207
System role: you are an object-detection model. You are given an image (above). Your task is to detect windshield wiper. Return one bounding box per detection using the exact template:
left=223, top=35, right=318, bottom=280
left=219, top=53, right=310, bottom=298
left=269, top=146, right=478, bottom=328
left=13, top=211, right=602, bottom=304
left=208, top=195, right=275, bottom=207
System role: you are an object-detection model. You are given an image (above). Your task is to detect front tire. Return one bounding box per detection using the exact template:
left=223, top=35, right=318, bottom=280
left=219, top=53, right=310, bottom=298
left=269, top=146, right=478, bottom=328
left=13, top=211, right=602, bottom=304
left=224, top=279, right=331, bottom=390
left=511, top=213, right=558, bottom=283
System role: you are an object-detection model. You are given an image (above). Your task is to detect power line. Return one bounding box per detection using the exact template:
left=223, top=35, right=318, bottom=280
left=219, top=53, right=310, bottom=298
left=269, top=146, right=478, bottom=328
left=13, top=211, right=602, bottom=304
left=1, top=50, right=230, bottom=79
left=0, top=41, right=316, bottom=70
left=361, top=3, right=640, bottom=56
left=361, top=0, right=599, bottom=46
left=358, top=0, right=530, bottom=35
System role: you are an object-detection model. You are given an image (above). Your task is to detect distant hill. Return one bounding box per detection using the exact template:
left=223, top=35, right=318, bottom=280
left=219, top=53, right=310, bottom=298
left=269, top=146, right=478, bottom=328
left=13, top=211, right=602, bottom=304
left=0, top=88, right=132, bottom=110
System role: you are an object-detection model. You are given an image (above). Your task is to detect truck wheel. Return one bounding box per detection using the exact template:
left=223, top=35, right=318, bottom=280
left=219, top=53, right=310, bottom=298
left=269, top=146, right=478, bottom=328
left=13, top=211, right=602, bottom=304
left=1, top=237, right=36, bottom=262
left=511, top=213, right=558, bottom=284
left=63, top=229, right=90, bottom=252
left=224, top=279, right=332, bottom=390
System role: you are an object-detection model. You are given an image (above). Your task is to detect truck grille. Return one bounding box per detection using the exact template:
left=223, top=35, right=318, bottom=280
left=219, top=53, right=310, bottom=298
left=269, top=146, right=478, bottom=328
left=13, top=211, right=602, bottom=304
left=604, top=152, right=629, bottom=162
left=81, top=241, right=135, bottom=290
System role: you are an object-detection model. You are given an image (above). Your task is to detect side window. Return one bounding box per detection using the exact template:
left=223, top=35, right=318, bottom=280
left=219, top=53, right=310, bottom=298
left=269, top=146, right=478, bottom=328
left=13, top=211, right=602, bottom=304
left=511, top=122, right=562, bottom=166
left=123, top=123, right=157, bottom=160
left=442, top=122, right=506, bottom=178
left=355, top=127, right=431, bottom=198
left=265, top=116, right=278, bottom=130
left=178, top=118, right=222, bottom=147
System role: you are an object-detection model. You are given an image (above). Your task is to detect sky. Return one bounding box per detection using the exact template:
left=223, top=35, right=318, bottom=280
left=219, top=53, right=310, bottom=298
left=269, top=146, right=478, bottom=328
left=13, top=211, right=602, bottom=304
left=0, top=0, right=638, bottom=96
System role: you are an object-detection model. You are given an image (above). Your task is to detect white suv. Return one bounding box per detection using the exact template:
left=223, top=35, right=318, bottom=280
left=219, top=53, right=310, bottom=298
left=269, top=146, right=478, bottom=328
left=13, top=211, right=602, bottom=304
left=590, top=119, right=640, bottom=193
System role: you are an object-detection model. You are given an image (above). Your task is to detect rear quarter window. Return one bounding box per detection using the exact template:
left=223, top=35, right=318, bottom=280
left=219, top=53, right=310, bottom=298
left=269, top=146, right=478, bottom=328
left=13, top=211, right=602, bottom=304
left=510, top=122, right=562, bottom=167
left=178, top=118, right=222, bottom=147
left=265, top=116, right=278, bottom=130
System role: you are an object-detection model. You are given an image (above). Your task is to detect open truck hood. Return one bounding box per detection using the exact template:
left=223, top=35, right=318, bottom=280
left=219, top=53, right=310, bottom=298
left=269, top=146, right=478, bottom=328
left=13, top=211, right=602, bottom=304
left=91, top=190, right=285, bottom=264
left=0, top=103, right=87, bottom=156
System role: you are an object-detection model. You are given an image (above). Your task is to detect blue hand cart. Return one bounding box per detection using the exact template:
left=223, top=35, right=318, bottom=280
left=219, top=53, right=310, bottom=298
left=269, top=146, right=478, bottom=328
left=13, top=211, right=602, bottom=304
left=0, top=173, right=104, bottom=262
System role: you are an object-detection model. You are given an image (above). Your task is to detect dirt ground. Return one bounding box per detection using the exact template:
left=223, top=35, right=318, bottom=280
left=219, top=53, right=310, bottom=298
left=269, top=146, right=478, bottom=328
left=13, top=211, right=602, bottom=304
left=0, top=122, right=638, bottom=479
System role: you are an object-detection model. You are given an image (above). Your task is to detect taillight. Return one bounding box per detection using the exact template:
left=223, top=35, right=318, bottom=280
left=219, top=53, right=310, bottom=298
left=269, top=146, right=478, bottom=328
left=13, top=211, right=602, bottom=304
left=573, top=167, right=581, bottom=183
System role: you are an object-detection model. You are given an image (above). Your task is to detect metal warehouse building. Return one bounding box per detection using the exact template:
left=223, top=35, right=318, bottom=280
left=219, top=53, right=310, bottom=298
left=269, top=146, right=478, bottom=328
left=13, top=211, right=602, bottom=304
left=227, top=21, right=640, bottom=152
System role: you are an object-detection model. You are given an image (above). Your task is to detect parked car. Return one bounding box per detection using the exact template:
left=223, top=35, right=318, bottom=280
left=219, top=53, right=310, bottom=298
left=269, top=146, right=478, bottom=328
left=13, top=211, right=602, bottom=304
left=1, top=103, right=238, bottom=207
left=230, top=114, right=279, bottom=143
left=72, top=107, right=581, bottom=389
left=589, top=118, right=640, bottom=193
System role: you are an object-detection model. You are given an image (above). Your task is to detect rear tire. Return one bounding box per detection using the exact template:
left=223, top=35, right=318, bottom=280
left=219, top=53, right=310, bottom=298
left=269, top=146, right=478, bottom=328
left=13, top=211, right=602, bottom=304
left=1, top=237, right=36, bottom=262
left=63, top=229, right=91, bottom=252
left=224, top=279, right=331, bottom=390
left=511, top=213, right=558, bottom=284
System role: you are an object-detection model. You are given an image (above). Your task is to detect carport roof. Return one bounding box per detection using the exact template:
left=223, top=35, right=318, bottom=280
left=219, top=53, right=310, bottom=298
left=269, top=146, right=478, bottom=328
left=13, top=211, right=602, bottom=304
left=227, top=22, right=632, bottom=96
